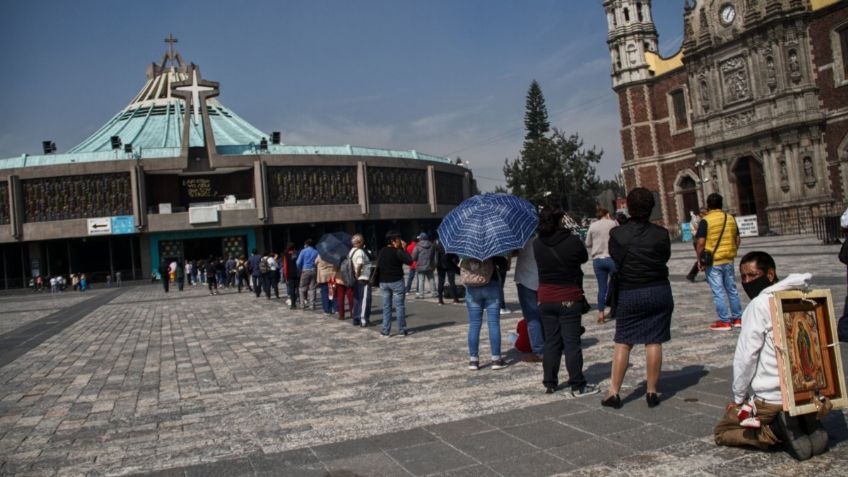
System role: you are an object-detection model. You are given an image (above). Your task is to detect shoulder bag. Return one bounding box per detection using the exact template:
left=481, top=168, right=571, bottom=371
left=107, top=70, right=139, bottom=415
left=699, top=213, right=728, bottom=268
left=605, top=251, right=626, bottom=316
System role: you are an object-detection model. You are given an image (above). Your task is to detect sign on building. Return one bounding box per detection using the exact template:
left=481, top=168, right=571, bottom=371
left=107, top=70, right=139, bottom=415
left=680, top=222, right=693, bottom=242
left=111, top=215, right=135, bottom=234
left=87, top=217, right=112, bottom=236
left=189, top=206, right=219, bottom=224
left=737, top=214, right=760, bottom=237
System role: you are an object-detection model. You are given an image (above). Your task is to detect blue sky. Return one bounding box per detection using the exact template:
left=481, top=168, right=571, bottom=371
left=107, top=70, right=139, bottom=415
left=0, top=0, right=685, bottom=191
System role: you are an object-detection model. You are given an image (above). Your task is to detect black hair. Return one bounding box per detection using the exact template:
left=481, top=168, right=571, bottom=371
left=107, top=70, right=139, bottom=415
left=385, top=230, right=401, bottom=243
left=304, top=238, right=314, bottom=247
left=538, top=206, right=565, bottom=236
left=739, top=251, right=776, bottom=275
left=707, top=193, right=723, bottom=210
left=626, top=187, right=655, bottom=220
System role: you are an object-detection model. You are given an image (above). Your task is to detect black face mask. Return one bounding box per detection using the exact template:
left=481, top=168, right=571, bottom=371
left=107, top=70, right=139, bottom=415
left=742, top=275, right=774, bottom=299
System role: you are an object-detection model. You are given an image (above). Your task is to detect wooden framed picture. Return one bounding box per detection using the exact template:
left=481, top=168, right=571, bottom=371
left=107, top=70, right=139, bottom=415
left=771, top=289, right=847, bottom=416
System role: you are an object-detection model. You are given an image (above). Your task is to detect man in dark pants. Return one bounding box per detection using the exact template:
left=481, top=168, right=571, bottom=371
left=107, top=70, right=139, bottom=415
left=435, top=239, right=460, bottom=305
left=159, top=259, right=170, bottom=293
left=247, top=249, right=262, bottom=298
left=686, top=207, right=707, bottom=282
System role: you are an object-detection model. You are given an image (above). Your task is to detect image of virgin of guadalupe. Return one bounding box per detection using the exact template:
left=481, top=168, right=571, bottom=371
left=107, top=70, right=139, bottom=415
left=787, top=310, right=827, bottom=392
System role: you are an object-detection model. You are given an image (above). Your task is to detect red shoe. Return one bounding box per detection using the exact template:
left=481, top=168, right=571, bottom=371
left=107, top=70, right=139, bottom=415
left=732, top=318, right=742, bottom=328
left=709, top=320, right=732, bottom=331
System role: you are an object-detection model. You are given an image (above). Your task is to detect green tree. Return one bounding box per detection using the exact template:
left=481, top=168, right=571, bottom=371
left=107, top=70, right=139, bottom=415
left=503, top=81, right=602, bottom=220
left=523, top=80, right=550, bottom=142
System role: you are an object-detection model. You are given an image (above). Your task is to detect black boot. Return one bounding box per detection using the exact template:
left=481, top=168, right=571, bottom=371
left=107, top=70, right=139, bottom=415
left=773, top=412, right=813, bottom=461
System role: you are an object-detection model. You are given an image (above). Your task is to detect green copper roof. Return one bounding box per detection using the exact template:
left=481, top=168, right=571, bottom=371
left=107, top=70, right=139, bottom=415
left=0, top=41, right=454, bottom=169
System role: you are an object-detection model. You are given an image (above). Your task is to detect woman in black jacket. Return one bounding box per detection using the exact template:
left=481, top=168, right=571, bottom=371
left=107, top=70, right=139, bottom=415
left=601, top=187, right=673, bottom=409
left=377, top=231, right=414, bottom=337
left=533, top=207, right=596, bottom=396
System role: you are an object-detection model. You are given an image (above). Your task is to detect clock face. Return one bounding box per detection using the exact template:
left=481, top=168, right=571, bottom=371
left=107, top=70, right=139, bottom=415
left=720, top=4, right=736, bottom=25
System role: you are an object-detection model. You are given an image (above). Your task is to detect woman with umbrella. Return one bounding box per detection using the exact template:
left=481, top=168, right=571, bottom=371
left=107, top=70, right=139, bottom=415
left=438, top=193, right=538, bottom=371
left=462, top=254, right=510, bottom=370
left=533, top=207, right=597, bottom=396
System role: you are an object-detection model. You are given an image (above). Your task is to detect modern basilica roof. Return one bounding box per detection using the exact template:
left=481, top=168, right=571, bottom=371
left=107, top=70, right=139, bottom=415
left=0, top=36, right=452, bottom=169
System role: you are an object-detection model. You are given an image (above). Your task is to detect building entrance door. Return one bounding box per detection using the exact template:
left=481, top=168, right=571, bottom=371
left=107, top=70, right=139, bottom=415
left=678, top=176, right=700, bottom=223
left=732, top=157, right=769, bottom=232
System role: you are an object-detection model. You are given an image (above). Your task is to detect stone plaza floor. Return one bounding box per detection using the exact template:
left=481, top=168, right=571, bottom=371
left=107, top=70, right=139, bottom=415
left=0, top=234, right=846, bottom=476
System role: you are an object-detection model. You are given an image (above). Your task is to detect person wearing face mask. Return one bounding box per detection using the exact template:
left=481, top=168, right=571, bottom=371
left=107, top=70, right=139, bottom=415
left=714, top=251, right=829, bottom=461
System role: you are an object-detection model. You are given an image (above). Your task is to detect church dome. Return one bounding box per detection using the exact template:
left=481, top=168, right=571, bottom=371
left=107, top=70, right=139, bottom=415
left=68, top=35, right=265, bottom=154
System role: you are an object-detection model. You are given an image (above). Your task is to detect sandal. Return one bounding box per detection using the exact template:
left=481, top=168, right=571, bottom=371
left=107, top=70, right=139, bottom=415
left=597, top=311, right=605, bottom=324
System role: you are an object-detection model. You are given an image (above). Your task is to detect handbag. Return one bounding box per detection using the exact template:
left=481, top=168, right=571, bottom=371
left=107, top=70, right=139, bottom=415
left=459, top=258, right=494, bottom=287
left=368, top=249, right=382, bottom=287
left=699, top=213, right=728, bottom=268
left=368, top=264, right=380, bottom=287
left=605, top=257, right=626, bottom=315
left=606, top=228, right=642, bottom=315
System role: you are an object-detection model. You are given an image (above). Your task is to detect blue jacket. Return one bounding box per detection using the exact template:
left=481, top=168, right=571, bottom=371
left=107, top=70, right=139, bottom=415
left=296, top=246, right=319, bottom=273
left=248, top=254, right=262, bottom=277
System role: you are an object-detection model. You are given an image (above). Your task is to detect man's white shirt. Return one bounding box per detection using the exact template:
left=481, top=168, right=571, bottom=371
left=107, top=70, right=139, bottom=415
left=732, top=273, right=812, bottom=404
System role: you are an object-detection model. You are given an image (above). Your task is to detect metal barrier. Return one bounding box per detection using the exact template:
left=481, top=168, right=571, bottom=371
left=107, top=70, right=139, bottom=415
left=814, top=215, right=842, bottom=244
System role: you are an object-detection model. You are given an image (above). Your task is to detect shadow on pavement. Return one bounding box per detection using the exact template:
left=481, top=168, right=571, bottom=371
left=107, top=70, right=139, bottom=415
left=620, top=365, right=709, bottom=404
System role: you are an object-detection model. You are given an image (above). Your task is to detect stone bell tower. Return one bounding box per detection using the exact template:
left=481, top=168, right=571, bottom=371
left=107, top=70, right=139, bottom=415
left=604, top=0, right=659, bottom=90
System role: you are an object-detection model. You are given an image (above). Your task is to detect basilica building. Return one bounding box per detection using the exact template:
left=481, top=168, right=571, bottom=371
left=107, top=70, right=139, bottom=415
left=604, top=0, right=847, bottom=235
left=0, top=40, right=471, bottom=287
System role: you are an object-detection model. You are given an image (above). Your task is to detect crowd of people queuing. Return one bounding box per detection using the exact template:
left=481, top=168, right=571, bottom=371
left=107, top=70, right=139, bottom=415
left=31, top=271, right=101, bottom=293
left=149, top=187, right=847, bottom=463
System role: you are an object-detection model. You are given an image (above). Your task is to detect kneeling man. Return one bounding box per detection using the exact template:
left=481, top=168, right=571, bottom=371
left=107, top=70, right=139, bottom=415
left=714, top=251, right=829, bottom=461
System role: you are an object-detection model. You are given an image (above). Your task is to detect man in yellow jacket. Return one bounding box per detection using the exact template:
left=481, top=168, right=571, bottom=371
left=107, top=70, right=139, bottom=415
left=696, top=193, right=742, bottom=331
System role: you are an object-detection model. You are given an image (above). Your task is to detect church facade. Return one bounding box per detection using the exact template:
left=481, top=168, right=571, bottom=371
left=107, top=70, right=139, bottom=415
left=0, top=40, right=471, bottom=286
left=604, top=0, right=847, bottom=235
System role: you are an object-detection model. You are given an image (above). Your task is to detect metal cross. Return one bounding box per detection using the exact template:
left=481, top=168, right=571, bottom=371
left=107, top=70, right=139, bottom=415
left=164, top=33, right=178, bottom=63
left=175, top=69, right=215, bottom=125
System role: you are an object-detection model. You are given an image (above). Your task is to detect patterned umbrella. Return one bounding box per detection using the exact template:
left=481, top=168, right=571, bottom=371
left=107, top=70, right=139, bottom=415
left=437, top=193, right=538, bottom=261
left=316, top=231, right=353, bottom=267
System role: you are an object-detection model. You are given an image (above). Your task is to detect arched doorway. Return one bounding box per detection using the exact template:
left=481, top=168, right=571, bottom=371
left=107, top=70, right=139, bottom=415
left=732, top=156, right=768, bottom=230
left=678, top=176, right=700, bottom=223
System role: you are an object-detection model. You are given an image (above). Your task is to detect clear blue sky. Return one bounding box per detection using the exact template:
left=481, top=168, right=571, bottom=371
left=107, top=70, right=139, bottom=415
left=0, top=0, right=684, bottom=191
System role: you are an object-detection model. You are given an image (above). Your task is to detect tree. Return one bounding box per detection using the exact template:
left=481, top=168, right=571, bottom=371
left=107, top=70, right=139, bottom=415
left=503, top=81, right=602, bottom=220
left=550, top=129, right=602, bottom=219
left=523, top=80, right=550, bottom=142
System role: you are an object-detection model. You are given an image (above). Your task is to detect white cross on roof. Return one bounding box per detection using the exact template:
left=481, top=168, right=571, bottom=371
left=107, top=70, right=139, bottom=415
left=175, top=69, right=215, bottom=125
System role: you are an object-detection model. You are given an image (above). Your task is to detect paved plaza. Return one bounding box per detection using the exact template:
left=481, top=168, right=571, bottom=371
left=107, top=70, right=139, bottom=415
left=0, top=235, right=846, bottom=476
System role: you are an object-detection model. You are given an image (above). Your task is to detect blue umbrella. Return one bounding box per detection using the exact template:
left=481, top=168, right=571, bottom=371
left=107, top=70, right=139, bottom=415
left=437, top=193, right=538, bottom=261
left=316, top=231, right=353, bottom=267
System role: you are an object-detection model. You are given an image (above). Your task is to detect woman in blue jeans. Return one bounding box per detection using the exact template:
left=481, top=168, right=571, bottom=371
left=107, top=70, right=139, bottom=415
left=465, top=256, right=509, bottom=370
left=585, top=208, right=618, bottom=323
left=376, top=231, right=413, bottom=337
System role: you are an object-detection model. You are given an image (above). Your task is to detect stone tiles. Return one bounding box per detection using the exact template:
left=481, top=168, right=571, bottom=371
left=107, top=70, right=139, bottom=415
left=0, top=234, right=845, bottom=476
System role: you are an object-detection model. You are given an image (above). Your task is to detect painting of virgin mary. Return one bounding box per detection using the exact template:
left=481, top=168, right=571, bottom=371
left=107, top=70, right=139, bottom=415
left=787, top=310, right=826, bottom=393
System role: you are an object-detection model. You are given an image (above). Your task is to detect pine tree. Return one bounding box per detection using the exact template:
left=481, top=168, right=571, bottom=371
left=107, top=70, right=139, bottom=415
left=523, top=80, right=549, bottom=143
left=503, top=81, right=602, bottom=219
